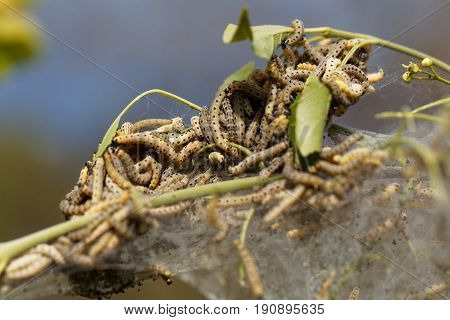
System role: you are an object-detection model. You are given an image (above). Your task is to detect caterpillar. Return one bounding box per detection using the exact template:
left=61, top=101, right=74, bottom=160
left=217, top=180, right=286, bottom=207
left=132, top=155, right=156, bottom=185
left=59, top=199, right=92, bottom=216
left=169, top=129, right=197, bottom=147
left=255, top=116, right=273, bottom=152
left=154, top=117, right=185, bottom=133
left=313, top=40, right=347, bottom=77
left=230, top=94, right=247, bottom=144
left=229, top=142, right=288, bottom=175
left=206, top=196, right=229, bottom=242
left=128, top=118, right=172, bottom=133
left=233, top=239, right=263, bottom=299
left=303, top=39, right=325, bottom=64
left=147, top=157, right=162, bottom=189
left=190, top=116, right=203, bottom=138
left=244, top=110, right=262, bottom=149
left=177, top=140, right=206, bottom=165
left=117, top=122, right=133, bottom=136
left=220, top=97, right=237, bottom=141
left=287, top=221, right=326, bottom=239
left=146, top=201, right=190, bottom=218
left=163, top=176, right=189, bottom=192
left=29, top=244, right=65, bottom=264
left=322, top=58, right=341, bottom=82
left=88, top=231, right=119, bottom=257
left=208, top=151, right=225, bottom=164
left=348, top=287, right=360, bottom=300
left=296, top=62, right=317, bottom=71
left=316, top=271, right=336, bottom=300
left=263, top=185, right=305, bottom=223
left=360, top=215, right=398, bottom=243
left=210, top=89, right=240, bottom=158
left=105, top=176, right=123, bottom=194
left=326, top=80, right=355, bottom=107
left=283, top=152, right=326, bottom=188
left=286, top=69, right=311, bottom=80
left=264, top=83, right=278, bottom=120
left=320, top=132, right=363, bottom=158
left=284, top=19, right=304, bottom=46
left=368, top=69, right=384, bottom=83
left=229, top=81, right=267, bottom=101
left=248, top=69, right=269, bottom=85
left=156, top=172, right=184, bottom=190
left=314, top=159, right=363, bottom=176
left=114, top=132, right=178, bottom=163
left=280, top=79, right=305, bottom=104
left=4, top=253, right=53, bottom=282
left=187, top=168, right=212, bottom=188
left=91, top=157, right=106, bottom=203
left=281, top=42, right=297, bottom=69
left=258, top=155, right=285, bottom=178
left=269, top=56, right=288, bottom=85
left=104, top=150, right=133, bottom=189
left=198, top=107, right=214, bottom=143
left=63, top=186, right=84, bottom=205
left=272, top=114, right=289, bottom=137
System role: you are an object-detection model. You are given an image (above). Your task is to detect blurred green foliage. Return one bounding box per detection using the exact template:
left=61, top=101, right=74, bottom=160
left=0, top=0, right=39, bottom=76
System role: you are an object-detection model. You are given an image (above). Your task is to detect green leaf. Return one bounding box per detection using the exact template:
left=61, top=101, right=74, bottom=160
left=289, top=75, right=332, bottom=165
left=222, top=6, right=252, bottom=43
left=223, top=7, right=292, bottom=60
left=217, top=61, right=255, bottom=95
left=250, top=25, right=293, bottom=60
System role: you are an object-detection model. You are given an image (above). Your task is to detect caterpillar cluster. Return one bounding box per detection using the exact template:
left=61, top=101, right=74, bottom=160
left=1, top=19, right=390, bottom=296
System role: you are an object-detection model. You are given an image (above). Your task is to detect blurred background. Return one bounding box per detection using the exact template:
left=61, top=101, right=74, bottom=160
left=0, top=0, right=449, bottom=299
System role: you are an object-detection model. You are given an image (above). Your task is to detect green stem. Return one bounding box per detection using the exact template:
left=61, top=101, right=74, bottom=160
left=411, top=97, right=450, bottom=114
left=146, top=175, right=282, bottom=207
left=0, top=175, right=282, bottom=276
left=304, top=27, right=450, bottom=73
left=341, top=38, right=377, bottom=66
left=227, top=142, right=265, bottom=169
left=376, top=111, right=446, bottom=124
left=0, top=215, right=96, bottom=276
left=95, top=89, right=202, bottom=159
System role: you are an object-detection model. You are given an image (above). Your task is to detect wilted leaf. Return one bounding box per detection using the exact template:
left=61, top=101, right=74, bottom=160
left=217, top=61, right=255, bottom=95
left=289, top=75, right=331, bottom=165
left=222, top=6, right=252, bottom=43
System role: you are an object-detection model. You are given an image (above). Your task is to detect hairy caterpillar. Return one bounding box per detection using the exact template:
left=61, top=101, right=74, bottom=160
left=229, top=142, right=288, bottom=175
left=104, top=150, right=133, bottom=189
left=233, top=239, right=263, bottom=299
left=230, top=94, right=248, bottom=144
left=263, top=185, right=305, bottom=223
left=320, top=132, right=363, bottom=158
left=114, top=132, right=178, bottom=163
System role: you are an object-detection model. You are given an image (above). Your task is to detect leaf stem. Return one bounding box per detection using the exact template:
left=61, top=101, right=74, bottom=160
left=411, top=97, right=450, bottom=114
left=304, top=27, right=450, bottom=73
left=95, top=89, right=202, bottom=159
